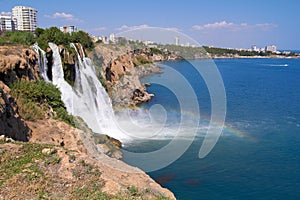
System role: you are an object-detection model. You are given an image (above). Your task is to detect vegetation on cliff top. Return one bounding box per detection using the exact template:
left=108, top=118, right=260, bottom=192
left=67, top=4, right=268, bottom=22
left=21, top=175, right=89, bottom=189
left=0, top=27, right=94, bottom=51
left=11, top=80, right=75, bottom=126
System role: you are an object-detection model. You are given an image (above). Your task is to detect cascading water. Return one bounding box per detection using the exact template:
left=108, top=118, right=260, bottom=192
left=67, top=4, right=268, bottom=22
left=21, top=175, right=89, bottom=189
left=37, top=42, right=130, bottom=141
left=33, top=43, right=50, bottom=82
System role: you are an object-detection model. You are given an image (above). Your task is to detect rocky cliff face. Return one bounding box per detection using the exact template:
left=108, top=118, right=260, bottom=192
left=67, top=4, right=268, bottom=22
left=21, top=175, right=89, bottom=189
left=0, top=46, right=40, bottom=86
left=0, top=81, right=30, bottom=141
left=0, top=46, right=40, bottom=141
left=91, top=44, right=162, bottom=109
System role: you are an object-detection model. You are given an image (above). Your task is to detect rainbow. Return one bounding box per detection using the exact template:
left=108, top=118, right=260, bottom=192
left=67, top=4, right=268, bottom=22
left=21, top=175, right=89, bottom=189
left=170, top=109, right=257, bottom=142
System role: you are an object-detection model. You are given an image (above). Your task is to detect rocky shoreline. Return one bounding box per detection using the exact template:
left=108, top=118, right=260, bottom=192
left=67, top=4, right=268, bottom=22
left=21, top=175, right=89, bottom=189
left=90, top=44, right=165, bottom=109
left=210, top=55, right=300, bottom=59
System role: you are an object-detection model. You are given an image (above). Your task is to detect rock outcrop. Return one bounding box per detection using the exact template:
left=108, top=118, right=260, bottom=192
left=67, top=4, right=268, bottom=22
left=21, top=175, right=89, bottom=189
left=91, top=44, right=162, bottom=109
left=0, top=46, right=40, bottom=86
left=0, top=46, right=39, bottom=141
left=0, top=81, right=30, bottom=141
left=23, top=118, right=175, bottom=199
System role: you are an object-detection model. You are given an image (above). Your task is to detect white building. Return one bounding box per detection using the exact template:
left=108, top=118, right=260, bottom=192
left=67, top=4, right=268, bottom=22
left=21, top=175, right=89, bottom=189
left=251, top=45, right=258, bottom=52
left=101, top=35, right=108, bottom=44
left=109, top=33, right=115, bottom=43
left=265, top=45, right=277, bottom=53
left=0, top=13, right=17, bottom=31
left=59, top=26, right=77, bottom=34
left=12, top=6, right=37, bottom=31
left=175, top=36, right=179, bottom=45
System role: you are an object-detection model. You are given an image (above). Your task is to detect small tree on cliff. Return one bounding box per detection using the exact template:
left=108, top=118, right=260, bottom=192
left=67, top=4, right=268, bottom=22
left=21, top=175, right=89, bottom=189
left=71, top=30, right=94, bottom=50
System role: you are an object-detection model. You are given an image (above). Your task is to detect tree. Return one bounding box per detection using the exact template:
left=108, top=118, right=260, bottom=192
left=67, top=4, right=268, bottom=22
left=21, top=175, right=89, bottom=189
left=43, top=27, right=65, bottom=44
left=34, top=28, right=45, bottom=37
left=71, top=30, right=94, bottom=50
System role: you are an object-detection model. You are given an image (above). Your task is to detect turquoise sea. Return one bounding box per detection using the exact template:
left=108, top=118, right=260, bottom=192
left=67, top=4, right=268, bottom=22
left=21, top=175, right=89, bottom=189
left=122, top=58, right=300, bottom=199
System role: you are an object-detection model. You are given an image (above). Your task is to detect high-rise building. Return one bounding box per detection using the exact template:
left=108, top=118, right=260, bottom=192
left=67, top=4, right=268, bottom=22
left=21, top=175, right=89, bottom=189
left=0, top=13, right=17, bottom=31
left=12, top=6, right=37, bottom=31
left=251, top=45, right=258, bottom=52
left=59, top=26, right=77, bottom=34
left=265, top=45, right=277, bottom=53
left=175, top=36, right=179, bottom=45
left=109, top=33, right=115, bottom=43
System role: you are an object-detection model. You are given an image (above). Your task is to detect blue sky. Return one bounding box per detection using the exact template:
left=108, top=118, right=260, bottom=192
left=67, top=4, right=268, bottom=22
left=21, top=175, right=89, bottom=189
left=1, top=0, right=300, bottom=49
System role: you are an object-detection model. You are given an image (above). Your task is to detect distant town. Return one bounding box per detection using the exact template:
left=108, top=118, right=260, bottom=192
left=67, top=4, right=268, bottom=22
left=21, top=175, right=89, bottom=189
left=0, top=5, right=298, bottom=57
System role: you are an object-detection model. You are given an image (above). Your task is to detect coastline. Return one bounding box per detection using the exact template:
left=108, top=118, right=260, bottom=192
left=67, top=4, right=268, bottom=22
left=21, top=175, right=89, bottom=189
left=210, top=55, right=300, bottom=59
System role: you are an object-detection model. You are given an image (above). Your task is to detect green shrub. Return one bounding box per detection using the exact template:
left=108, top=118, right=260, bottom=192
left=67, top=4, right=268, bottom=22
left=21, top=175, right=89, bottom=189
left=54, top=107, right=76, bottom=127
left=99, top=76, right=107, bottom=91
left=11, top=80, right=76, bottom=126
left=35, top=27, right=94, bottom=51
left=136, top=55, right=151, bottom=65
left=0, top=27, right=95, bottom=50
left=0, top=31, right=35, bottom=46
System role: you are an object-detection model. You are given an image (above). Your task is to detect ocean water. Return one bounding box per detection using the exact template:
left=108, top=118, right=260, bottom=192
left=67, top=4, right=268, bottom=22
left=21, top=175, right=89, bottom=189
left=122, top=58, right=300, bottom=199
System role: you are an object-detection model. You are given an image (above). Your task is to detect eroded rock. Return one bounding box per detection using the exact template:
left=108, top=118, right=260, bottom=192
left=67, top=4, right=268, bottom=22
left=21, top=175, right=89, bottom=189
left=0, top=81, right=31, bottom=141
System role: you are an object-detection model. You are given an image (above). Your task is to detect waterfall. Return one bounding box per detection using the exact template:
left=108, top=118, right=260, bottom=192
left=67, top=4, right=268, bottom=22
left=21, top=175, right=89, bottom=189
left=48, top=43, right=74, bottom=113
left=33, top=43, right=50, bottom=82
left=46, top=42, right=129, bottom=141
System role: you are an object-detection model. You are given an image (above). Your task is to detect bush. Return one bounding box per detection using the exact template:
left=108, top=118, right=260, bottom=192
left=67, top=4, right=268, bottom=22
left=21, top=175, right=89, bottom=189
left=35, top=27, right=94, bottom=51
left=0, top=31, right=35, bottom=46
left=0, top=27, right=95, bottom=50
left=133, top=55, right=151, bottom=66
left=11, top=80, right=76, bottom=126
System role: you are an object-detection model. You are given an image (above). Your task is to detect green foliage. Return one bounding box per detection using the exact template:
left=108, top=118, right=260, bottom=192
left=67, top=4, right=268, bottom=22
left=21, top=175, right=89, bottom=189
left=0, top=31, right=35, bottom=46
left=54, top=107, right=76, bottom=127
left=51, top=156, right=61, bottom=164
left=0, top=27, right=95, bottom=50
left=203, top=46, right=273, bottom=57
left=11, top=80, right=76, bottom=126
left=127, top=185, right=138, bottom=196
left=134, top=55, right=152, bottom=66
left=118, top=37, right=127, bottom=46
left=150, top=47, right=163, bottom=55
left=99, top=76, right=108, bottom=91
left=34, top=28, right=45, bottom=37
left=35, top=27, right=65, bottom=50
left=71, top=30, right=95, bottom=50
left=158, top=44, right=207, bottom=59
left=0, top=142, right=52, bottom=185
left=15, top=98, right=44, bottom=121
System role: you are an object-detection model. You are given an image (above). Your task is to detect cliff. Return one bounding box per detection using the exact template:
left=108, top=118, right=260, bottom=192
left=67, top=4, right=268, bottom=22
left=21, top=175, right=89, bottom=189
left=0, top=46, right=40, bottom=141
left=91, top=44, right=162, bottom=109
left=0, top=45, right=175, bottom=199
left=0, top=81, right=30, bottom=141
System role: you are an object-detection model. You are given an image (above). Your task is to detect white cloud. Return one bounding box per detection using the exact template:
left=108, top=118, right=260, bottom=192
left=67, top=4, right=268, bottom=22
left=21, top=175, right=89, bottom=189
left=253, top=23, right=278, bottom=30
left=192, top=21, right=277, bottom=31
left=45, top=12, right=83, bottom=22
left=192, top=21, right=234, bottom=30
left=116, top=24, right=181, bottom=32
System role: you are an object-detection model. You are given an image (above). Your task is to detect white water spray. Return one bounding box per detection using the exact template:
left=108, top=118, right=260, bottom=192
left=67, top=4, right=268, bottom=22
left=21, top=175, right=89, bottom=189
left=47, top=42, right=130, bottom=141
left=33, top=43, right=50, bottom=82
